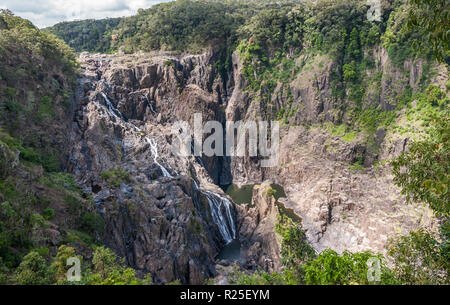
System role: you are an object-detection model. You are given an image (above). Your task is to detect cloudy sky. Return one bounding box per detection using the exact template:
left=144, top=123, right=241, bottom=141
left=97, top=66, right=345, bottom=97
left=0, top=0, right=173, bottom=28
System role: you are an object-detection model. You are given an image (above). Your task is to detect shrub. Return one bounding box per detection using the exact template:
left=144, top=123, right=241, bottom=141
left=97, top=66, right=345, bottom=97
left=275, top=215, right=316, bottom=281
left=30, top=213, right=46, bottom=228
left=391, top=111, right=449, bottom=217
left=263, top=187, right=276, bottom=197
left=100, top=169, right=130, bottom=187
left=85, top=246, right=151, bottom=285
left=43, top=207, right=55, bottom=220
left=387, top=229, right=449, bottom=285
left=39, top=172, right=79, bottom=192
left=13, top=251, right=50, bottom=285
left=48, top=245, right=81, bottom=284
left=65, top=194, right=82, bottom=215
left=303, top=249, right=398, bottom=285
left=79, top=212, right=104, bottom=235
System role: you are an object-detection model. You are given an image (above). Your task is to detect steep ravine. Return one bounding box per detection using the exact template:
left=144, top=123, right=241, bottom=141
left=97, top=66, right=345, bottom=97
left=69, top=52, right=239, bottom=284
left=68, top=49, right=441, bottom=283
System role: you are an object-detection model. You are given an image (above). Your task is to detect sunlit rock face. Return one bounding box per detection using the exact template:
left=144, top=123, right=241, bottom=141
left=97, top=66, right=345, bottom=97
left=224, top=48, right=438, bottom=256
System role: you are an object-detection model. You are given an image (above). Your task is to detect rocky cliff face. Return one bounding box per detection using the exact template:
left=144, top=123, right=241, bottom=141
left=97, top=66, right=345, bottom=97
left=69, top=52, right=238, bottom=284
left=224, top=47, right=442, bottom=255
left=237, top=181, right=282, bottom=272
left=67, top=46, right=444, bottom=282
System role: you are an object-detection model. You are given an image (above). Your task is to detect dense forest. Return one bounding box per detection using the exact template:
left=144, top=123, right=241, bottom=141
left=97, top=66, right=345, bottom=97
left=44, top=18, right=121, bottom=53
left=1, top=0, right=449, bottom=285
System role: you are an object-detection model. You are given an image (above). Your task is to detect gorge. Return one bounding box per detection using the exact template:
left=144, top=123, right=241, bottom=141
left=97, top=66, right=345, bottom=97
left=0, top=0, right=448, bottom=286
left=67, top=45, right=441, bottom=283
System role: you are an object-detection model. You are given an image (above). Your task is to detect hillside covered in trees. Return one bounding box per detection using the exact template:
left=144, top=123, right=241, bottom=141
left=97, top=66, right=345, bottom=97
left=44, top=18, right=121, bottom=53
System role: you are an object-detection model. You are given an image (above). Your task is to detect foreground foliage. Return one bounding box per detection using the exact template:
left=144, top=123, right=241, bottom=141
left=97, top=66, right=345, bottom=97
left=388, top=229, right=449, bottom=284
left=3, top=245, right=150, bottom=285
left=392, top=109, right=449, bottom=217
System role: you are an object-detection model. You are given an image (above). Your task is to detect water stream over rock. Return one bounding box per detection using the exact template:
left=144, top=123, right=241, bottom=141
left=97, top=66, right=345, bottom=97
left=201, top=191, right=236, bottom=244
left=100, top=79, right=237, bottom=251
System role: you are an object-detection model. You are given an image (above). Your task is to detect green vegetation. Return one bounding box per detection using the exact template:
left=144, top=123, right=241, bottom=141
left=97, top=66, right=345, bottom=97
left=392, top=114, right=449, bottom=216
left=0, top=10, right=78, bottom=75
left=304, top=249, right=398, bottom=285
left=45, top=18, right=121, bottom=53
left=0, top=169, right=101, bottom=268
left=1, top=245, right=151, bottom=285
left=79, top=213, right=105, bottom=235
left=39, top=1, right=440, bottom=139
left=263, top=186, right=276, bottom=197
left=385, top=1, right=449, bottom=281
left=113, top=1, right=232, bottom=53
left=38, top=172, right=81, bottom=193
left=405, top=0, right=449, bottom=63
left=275, top=215, right=316, bottom=282
left=389, top=86, right=449, bottom=285
left=0, top=10, right=78, bottom=173
left=43, top=207, right=55, bottom=220
left=83, top=246, right=151, bottom=285
left=100, top=169, right=131, bottom=187
left=1, top=0, right=448, bottom=286
left=232, top=170, right=448, bottom=285
left=387, top=229, right=449, bottom=284
left=13, top=251, right=50, bottom=285
left=231, top=208, right=399, bottom=285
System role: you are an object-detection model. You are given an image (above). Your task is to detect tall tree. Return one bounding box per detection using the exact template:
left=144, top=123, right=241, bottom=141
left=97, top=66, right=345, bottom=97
left=406, top=0, right=449, bottom=63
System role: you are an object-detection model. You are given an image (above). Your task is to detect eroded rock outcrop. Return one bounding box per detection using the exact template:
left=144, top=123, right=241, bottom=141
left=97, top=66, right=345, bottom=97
left=237, top=182, right=281, bottom=273
left=223, top=47, right=442, bottom=255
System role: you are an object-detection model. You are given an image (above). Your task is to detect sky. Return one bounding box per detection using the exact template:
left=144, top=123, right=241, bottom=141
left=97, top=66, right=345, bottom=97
left=0, top=0, right=173, bottom=28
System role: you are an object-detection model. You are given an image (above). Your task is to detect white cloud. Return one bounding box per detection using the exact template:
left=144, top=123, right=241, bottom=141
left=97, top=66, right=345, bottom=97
left=0, top=0, right=173, bottom=28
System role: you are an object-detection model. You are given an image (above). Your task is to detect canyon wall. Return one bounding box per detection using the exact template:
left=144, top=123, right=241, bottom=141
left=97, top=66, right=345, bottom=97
left=68, top=47, right=444, bottom=282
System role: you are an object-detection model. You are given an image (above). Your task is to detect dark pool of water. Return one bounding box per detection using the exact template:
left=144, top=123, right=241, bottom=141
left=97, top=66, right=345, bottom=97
left=270, top=183, right=286, bottom=200
left=277, top=201, right=302, bottom=223
left=217, top=183, right=300, bottom=261
left=217, top=239, right=241, bottom=261
left=221, top=184, right=255, bottom=205
left=221, top=183, right=287, bottom=206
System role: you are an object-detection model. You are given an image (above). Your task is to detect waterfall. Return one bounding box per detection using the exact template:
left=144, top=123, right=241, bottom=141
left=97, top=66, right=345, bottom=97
left=201, top=190, right=236, bottom=244
left=191, top=176, right=236, bottom=244
left=98, top=91, right=173, bottom=179
left=145, top=96, right=157, bottom=115
left=101, top=92, right=125, bottom=120
left=145, top=137, right=173, bottom=178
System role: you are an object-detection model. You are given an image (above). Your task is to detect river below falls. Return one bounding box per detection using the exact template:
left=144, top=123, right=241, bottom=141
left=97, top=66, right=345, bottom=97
left=216, top=183, right=290, bottom=261
left=221, top=183, right=287, bottom=206
left=217, top=239, right=242, bottom=262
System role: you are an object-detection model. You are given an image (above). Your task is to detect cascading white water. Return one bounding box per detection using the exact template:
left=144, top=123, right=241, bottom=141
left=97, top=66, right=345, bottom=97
left=100, top=89, right=235, bottom=241
left=201, top=190, right=236, bottom=244
left=145, top=137, right=173, bottom=178
left=145, top=96, right=157, bottom=115
left=101, top=92, right=125, bottom=120
left=98, top=91, right=173, bottom=178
